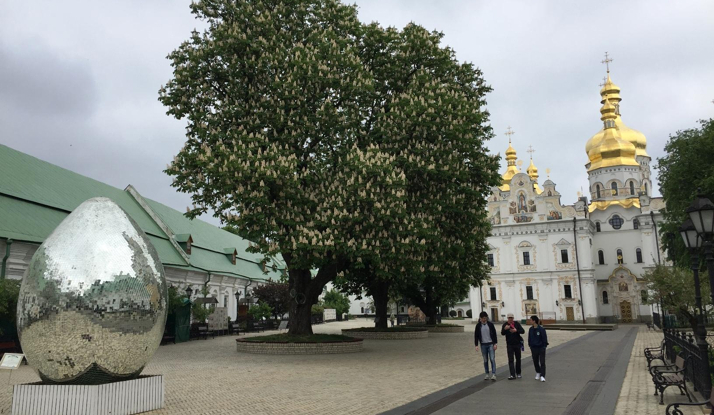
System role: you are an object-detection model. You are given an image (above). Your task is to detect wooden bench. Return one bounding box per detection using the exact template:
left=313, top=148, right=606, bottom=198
left=197, top=324, right=215, bottom=340
left=666, top=388, right=714, bottom=415
left=649, top=355, right=692, bottom=405
left=229, top=322, right=241, bottom=336
left=644, top=339, right=666, bottom=369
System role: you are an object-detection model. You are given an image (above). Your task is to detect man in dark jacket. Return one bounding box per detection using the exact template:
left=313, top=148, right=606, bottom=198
left=527, top=315, right=549, bottom=382
left=474, top=311, right=498, bottom=381
left=501, top=313, right=525, bottom=380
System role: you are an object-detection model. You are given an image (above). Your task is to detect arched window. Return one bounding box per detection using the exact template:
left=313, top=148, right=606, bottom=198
left=596, top=222, right=601, bottom=232
left=611, top=182, right=618, bottom=196
left=644, top=182, right=648, bottom=195
left=617, top=249, right=623, bottom=264
left=596, top=185, right=601, bottom=199
left=633, top=218, right=639, bottom=229
left=598, top=250, right=605, bottom=265
left=636, top=248, right=643, bottom=263
left=630, top=181, right=635, bottom=195
left=602, top=291, right=609, bottom=304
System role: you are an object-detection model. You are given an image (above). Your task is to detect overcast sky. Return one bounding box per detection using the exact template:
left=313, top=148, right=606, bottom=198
left=1, top=0, right=713, bottom=226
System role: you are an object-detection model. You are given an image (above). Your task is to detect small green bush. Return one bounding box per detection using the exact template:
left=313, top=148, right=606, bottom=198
left=248, top=302, right=273, bottom=320
left=449, top=310, right=457, bottom=317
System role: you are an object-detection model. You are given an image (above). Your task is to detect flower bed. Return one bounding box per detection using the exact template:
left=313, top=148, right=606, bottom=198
left=342, top=327, right=429, bottom=340
left=424, top=324, right=464, bottom=333
left=236, top=334, right=363, bottom=355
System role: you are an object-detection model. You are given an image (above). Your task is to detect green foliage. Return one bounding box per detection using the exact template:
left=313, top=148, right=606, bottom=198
left=191, top=302, right=214, bottom=323
left=311, top=304, right=324, bottom=316
left=248, top=302, right=273, bottom=320
left=323, top=289, right=350, bottom=316
left=466, top=309, right=473, bottom=318
left=449, top=310, right=457, bottom=317
left=643, top=264, right=710, bottom=331
left=251, top=280, right=290, bottom=319
left=0, top=279, right=20, bottom=337
left=160, top=0, right=498, bottom=334
left=656, top=118, right=714, bottom=267
left=167, top=285, right=189, bottom=314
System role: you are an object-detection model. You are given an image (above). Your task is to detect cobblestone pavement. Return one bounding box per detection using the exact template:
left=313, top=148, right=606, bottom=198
left=614, top=325, right=704, bottom=415
left=1, top=319, right=586, bottom=415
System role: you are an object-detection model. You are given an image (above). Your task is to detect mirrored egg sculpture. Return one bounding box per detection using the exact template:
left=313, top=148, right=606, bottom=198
left=17, top=197, right=167, bottom=384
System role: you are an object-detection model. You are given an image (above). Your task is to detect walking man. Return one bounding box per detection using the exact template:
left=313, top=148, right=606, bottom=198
left=501, top=313, right=525, bottom=380
left=528, top=315, right=549, bottom=382
left=474, top=311, right=498, bottom=381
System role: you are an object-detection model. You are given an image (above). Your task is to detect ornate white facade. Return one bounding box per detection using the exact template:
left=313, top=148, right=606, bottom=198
left=469, top=72, right=665, bottom=324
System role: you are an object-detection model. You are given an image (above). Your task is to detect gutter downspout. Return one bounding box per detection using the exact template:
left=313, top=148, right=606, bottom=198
left=1, top=239, right=13, bottom=280
left=573, top=218, right=586, bottom=324
left=651, top=211, right=661, bottom=264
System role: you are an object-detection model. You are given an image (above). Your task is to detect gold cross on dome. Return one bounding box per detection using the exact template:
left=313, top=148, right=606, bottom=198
left=602, top=52, right=613, bottom=73
left=527, top=145, right=535, bottom=159
left=505, top=126, right=515, bottom=143
left=599, top=76, right=607, bottom=87
left=546, top=168, right=551, bottom=179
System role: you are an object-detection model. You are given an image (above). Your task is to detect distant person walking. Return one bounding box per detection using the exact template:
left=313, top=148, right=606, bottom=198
left=474, top=311, right=498, bottom=381
left=390, top=313, right=395, bottom=327
left=501, top=313, right=525, bottom=380
left=528, top=315, right=549, bottom=382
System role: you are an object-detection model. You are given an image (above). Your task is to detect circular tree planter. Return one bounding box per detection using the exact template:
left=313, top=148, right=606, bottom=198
left=425, top=324, right=464, bottom=333
left=342, top=327, right=429, bottom=340
left=236, top=334, right=363, bottom=355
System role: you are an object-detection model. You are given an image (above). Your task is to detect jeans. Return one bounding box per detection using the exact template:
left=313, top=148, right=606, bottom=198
left=480, top=343, right=496, bottom=374
left=531, top=347, right=546, bottom=377
left=507, top=344, right=522, bottom=377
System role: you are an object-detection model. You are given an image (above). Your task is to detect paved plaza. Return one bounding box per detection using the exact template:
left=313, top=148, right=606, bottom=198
left=2, top=322, right=704, bottom=415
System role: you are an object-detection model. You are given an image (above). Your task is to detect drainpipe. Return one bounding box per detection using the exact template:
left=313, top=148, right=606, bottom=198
left=1, top=239, right=13, bottom=280
left=651, top=211, right=661, bottom=264
left=573, top=218, right=586, bottom=324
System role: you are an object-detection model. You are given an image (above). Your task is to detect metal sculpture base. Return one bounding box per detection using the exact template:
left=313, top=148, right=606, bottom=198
left=12, top=375, right=164, bottom=415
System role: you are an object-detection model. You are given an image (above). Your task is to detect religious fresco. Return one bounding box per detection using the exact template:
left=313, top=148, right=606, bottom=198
left=546, top=202, right=562, bottom=220
left=490, top=209, right=501, bottom=225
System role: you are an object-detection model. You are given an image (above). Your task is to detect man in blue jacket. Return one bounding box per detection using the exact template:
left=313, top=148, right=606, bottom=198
left=474, top=311, right=498, bottom=381
left=527, top=315, right=549, bottom=382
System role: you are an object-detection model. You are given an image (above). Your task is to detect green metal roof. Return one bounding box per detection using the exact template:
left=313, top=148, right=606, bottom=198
left=0, top=144, right=283, bottom=282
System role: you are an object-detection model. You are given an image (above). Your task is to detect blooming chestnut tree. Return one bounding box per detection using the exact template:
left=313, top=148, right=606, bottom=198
left=160, top=0, right=499, bottom=334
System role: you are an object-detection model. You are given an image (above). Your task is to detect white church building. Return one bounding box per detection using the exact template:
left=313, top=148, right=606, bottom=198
left=469, top=71, right=665, bottom=324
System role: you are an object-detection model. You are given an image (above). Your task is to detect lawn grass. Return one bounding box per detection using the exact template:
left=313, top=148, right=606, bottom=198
left=343, top=326, right=428, bottom=333
left=239, top=334, right=360, bottom=343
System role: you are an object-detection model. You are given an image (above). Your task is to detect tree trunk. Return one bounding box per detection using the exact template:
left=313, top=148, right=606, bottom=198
left=424, top=289, right=438, bottom=325
left=371, top=280, right=390, bottom=329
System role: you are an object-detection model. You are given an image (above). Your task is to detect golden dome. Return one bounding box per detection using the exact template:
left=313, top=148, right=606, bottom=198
left=527, top=158, right=539, bottom=180
left=499, top=139, right=520, bottom=191
left=586, top=73, right=649, bottom=159
left=587, top=97, right=639, bottom=172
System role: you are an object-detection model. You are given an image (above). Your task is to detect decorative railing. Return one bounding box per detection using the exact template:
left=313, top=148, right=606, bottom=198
left=663, top=328, right=712, bottom=400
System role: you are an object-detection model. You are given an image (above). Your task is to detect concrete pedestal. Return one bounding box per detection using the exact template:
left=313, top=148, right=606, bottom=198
left=12, top=375, right=164, bottom=415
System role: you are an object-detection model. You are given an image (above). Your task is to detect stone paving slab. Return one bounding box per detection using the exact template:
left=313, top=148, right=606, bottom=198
left=386, top=326, right=638, bottom=415
left=614, top=326, right=706, bottom=415
left=0, top=319, right=586, bottom=415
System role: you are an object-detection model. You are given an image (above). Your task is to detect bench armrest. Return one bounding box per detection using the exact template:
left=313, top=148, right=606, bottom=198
left=666, top=400, right=709, bottom=415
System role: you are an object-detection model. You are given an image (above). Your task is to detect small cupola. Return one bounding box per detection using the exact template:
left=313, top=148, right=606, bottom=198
left=224, top=248, right=237, bottom=265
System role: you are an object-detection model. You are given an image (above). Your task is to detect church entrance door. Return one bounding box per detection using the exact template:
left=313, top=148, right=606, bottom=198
left=490, top=308, right=498, bottom=323
left=566, top=307, right=574, bottom=321
left=620, top=301, right=632, bottom=323
left=457, top=310, right=463, bottom=318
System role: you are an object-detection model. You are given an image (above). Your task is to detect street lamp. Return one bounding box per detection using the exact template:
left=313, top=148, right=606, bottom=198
left=679, top=219, right=704, bottom=325
left=686, top=194, right=714, bottom=306
left=235, top=290, right=241, bottom=321
left=185, top=285, right=193, bottom=300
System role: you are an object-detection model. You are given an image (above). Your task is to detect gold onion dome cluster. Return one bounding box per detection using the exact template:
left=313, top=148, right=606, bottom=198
left=587, top=96, right=639, bottom=171
left=585, top=74, right=648, bottom=171
left=499, top=140, right=520, bottom=190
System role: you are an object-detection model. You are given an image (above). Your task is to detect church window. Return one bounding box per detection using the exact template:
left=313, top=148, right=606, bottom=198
left=223, top=295, right=228, bottom=308
left=523, top=252, right=531, bottom=265
left=490, top=287, right=497, bottom=301
left=609, top=215, right=624, bottom=230
left=598, top=250, right=605, bottom=265
left=564, top=285, right=572, bottom=299
left=561, top=249, right=569, bottom=263
left=617, top=249, right=623, bottom=264
left=611, top=182, right=618, bottom=196
left=526, top=286, right=534, bottom=300
left=487, top=254, right=494, bottom=267
left=644, top=183, right=648, bottom=195
left=636, top=248, right=643, bottom=263
left=596, top=222, right=601, bottom=232
left=401, top=306, right=405, bottom=312
left=630, top=181, right=635, bottom=195
left=596, top=185, right=601, bottom=199
left=361, top=307, right=364, bottom=313
left=641, top=290, right=648, bottom=303
left=602, top=291, right=609, bottom=304
left=633, top=218, right=639, bottom=229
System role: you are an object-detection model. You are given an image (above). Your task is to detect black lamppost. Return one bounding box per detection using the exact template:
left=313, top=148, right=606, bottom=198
left=679, top=219, right=704, bottom=333
left=185, top=285, right=193, bottom=301
left=686, top=194, right=714, bottom=306
left=234, top=290, right=241, bottom=321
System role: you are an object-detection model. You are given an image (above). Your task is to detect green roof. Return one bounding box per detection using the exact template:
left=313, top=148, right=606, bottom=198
left=0, top=144, right=283, bottom=282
